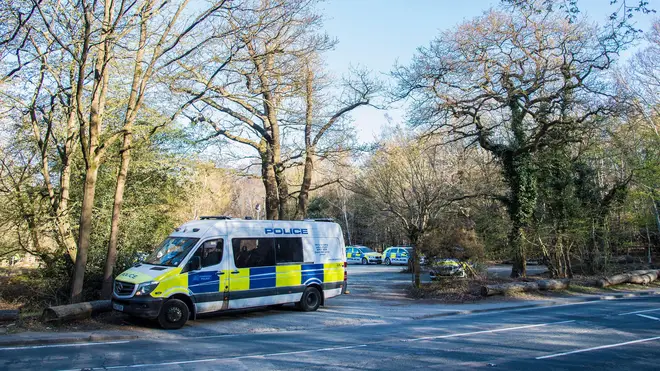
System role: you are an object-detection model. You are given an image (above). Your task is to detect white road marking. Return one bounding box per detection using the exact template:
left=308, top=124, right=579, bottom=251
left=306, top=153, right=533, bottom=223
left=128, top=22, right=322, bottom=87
left=0, top=340, right=130, bottom=351
left=450, top=298, right=625, bottom=319
left=319, top=308, right=385, bottom=317
left=636, top=314, right=660, bottom=321
left=403, top=320, right=576, bottom=342
left=57, top=344, right=367, bottom=370
left=195, top=333, right=242, bottom=339
left=536, top=336, right=660, bottom=359
left=618, top=307, right=660, bottom=316
left=319, top=308, right=407, bottom=319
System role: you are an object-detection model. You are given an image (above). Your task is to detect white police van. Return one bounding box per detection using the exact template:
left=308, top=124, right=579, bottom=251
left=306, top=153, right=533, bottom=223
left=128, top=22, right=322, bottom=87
left=111, top=217, right=347, bottom=329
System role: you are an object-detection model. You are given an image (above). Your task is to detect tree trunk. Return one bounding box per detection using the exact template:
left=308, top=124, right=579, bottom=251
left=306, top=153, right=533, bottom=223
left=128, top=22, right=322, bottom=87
left=564, top=246, right=573, bottom=278
left=262, top=156, right=280, bottom=220
left=71, top=164, right=99, bottom=303
left=481, top=279, right=569, bottom=296
left=42, top=300, right=111, bottom=323
left=101, top=9, right=148, bottom=299
left=296, top=149, right=314, bottom=219
left=296, top=63, right=315, bottom=221
left=0, top=310, right=19, bottom=322
left=652, top=198, right=660, bottom=236
left=597, top=270, right=660, bottom=287
left=276, top=166, right=290, bottom=220
left=409, top=230, right=421, bottom=288
left=510, top=224, right=527, bottom=278
left=101, top=132, right=132, bottom=299
left=56, top=65, right=81, bottom=263
left=55, top=165, right=78, bottom=263
left=71, top=2, right=113, bottom=303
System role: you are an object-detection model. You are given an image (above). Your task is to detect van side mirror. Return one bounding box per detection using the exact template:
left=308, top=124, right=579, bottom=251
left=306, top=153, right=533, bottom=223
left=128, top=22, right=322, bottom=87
left=188, top=256, right=202, bottom=271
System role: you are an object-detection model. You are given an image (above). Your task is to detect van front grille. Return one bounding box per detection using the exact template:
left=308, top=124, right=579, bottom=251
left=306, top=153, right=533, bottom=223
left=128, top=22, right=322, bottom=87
left=114, top=280, right=135, bottom=296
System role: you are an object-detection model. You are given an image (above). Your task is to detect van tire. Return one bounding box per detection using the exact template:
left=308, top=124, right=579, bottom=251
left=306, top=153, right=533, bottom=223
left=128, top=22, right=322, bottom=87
left=361, top=258, right=368, bottom=265
left=157, top=298, right=189, bottom=329
left=385, top=258, right=391, bottom=265
left=298, top=287, right=321, bottom=312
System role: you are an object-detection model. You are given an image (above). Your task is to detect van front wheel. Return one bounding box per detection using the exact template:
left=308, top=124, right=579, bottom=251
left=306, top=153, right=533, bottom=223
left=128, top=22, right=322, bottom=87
left=298, top=287, right=321, bottom=312
left=157, top=298, right=189, bottom=329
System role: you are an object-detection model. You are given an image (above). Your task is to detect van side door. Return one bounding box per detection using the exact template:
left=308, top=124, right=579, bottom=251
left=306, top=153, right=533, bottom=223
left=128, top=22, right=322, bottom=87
left=186, top=238, right=229, bottom=313
left=228, top=237, right=277, bottom=309
left=274, top=237, right=304, bottom=297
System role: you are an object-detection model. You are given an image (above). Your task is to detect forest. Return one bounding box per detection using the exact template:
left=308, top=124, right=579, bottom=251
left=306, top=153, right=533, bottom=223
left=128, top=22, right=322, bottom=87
left=0, top=0, right=658, bottom=307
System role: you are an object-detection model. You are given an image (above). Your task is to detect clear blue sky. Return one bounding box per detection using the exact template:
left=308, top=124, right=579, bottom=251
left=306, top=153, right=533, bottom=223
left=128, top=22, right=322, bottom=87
left=319, top=0, right=656, bottom=143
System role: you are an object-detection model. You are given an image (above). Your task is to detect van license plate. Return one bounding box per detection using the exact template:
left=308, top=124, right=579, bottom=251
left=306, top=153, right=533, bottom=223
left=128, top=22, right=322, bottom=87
left=112, top=303, right=124, bottom=312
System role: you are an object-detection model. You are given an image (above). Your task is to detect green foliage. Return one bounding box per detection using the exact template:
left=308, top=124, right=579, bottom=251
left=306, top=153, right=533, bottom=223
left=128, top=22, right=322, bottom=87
left=70, top=137, right=193, bottom=298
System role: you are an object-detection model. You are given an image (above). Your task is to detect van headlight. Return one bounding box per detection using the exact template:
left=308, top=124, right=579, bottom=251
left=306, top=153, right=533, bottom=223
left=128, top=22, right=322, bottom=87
left=135, top=281, right=159, bottom=296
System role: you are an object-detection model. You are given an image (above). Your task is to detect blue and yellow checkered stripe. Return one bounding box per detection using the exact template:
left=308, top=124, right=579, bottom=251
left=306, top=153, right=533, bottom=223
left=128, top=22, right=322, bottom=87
left=229, top=262, right=343, bottom=291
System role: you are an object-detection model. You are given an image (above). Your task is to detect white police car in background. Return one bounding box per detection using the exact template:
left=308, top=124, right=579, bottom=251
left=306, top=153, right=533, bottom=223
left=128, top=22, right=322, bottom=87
left=381, top=246, right=426, bottom=265
left=346, top=245, right=382, bottom=264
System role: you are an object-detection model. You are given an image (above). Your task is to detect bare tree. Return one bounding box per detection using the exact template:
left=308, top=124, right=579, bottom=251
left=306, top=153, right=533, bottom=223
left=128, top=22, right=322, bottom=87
left=175, top=0, right=334, bottom=220
left=394, top=3, right=626, bottom=277
left=293, top=62, right=381, bottom=219
left=101, top=0, right=232, bottom=299
left=357, top=134, right=478, bottom=287
left=617, top=18, right=660, bottom=242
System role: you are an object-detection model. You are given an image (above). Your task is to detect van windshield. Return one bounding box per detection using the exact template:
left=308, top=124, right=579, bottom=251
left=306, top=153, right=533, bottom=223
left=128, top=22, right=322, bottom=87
left=144, top=237, right=199, bottom=267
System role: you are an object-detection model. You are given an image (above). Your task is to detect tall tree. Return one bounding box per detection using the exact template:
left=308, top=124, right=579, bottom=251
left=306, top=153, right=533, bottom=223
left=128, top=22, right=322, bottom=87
left=101, top=0, right=231, bottom=299
left=175, top=0, right=334, bottom=220
left=293, top=61, right=380, bottom=219
left=394, top=3, right=626, bottom=277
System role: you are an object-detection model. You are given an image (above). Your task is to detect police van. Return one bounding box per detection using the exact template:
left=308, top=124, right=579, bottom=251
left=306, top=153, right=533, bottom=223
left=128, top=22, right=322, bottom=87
left=111, top=216, right=347, bottom=329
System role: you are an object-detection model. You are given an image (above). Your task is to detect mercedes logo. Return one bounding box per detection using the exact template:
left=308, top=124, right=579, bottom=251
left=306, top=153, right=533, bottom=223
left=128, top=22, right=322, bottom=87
left=115, top=281, right=123, bottom=292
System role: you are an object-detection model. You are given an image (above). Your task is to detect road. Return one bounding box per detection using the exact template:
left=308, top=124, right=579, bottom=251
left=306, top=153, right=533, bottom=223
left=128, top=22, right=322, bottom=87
left=2, top=265, right=658, bottom=371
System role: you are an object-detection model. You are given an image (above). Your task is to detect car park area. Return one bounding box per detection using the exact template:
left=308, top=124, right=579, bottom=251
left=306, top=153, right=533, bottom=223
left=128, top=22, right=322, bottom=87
left=4, top=264, right=660, bottom=371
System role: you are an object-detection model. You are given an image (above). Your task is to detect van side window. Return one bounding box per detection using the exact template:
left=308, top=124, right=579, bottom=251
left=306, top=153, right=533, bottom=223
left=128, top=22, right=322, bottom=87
left=191, top=239, right=223, bottom=268
left=232, top=238, right=275, bottom=268
left=275, top=238, right=303, bottom=264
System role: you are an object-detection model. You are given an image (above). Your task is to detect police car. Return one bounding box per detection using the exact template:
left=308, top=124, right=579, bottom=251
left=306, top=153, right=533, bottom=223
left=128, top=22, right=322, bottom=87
left=381, top=246, right=427, bottom=266
left=111, top=216, right=347, bottom=329
left=382, top=246, right=411, bottom=265
left=345, top=245, right=382, bottom=264
left=429, top=258, right=467, bottom=279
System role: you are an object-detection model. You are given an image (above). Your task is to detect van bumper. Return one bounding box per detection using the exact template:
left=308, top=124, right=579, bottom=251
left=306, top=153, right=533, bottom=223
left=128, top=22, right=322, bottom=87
left=112, top=297, right=163, bottom=319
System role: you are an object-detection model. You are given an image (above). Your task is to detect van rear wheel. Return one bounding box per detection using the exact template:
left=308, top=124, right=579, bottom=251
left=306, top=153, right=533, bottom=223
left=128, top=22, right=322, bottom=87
left=157, top=298, right=189, bottom=329
left=298, top=287, right=321, bottom=312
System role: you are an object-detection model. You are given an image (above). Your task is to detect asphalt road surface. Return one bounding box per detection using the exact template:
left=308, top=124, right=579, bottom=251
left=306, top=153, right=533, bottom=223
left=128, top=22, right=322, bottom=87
left=2, top=297, right=659, bottom=369
left=1, top=265, right=655, bottom=371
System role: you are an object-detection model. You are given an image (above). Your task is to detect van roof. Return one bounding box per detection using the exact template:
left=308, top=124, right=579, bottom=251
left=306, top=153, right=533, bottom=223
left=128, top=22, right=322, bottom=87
left=169, top=218, right=344, bottom=240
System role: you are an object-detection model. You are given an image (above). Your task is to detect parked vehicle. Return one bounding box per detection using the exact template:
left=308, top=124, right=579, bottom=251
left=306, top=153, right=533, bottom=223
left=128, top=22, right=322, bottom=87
left=112, top=216, right=347, bottom=329
left=346, top=245, right=382, bottom=264
left=382, top=246, right=426, bottom=266
left=383, top=246, right=408, bottom=265
left=429, top=258, right=467, bottom=279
